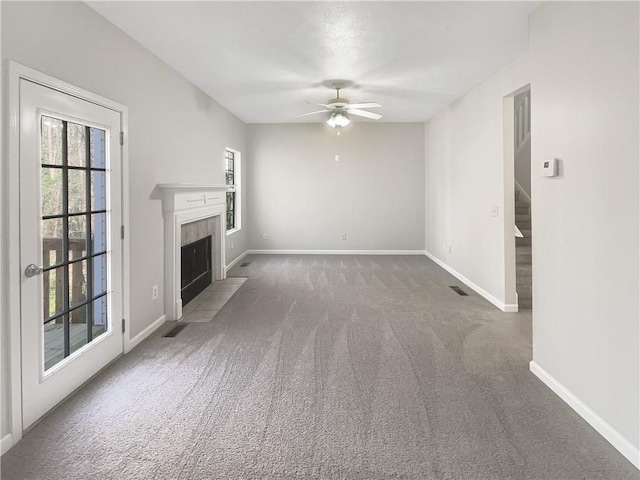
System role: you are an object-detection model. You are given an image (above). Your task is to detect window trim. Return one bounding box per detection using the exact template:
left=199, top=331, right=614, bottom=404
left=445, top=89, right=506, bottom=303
left=225, top=148, right=241, bottom=235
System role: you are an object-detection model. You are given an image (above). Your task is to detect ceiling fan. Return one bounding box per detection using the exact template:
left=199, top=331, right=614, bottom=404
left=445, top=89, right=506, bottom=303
left=297, top=82, right=382, bottom=130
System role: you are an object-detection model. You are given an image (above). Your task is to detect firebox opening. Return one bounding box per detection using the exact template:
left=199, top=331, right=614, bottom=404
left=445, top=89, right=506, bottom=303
left=181, top=235, right=212, bottom=307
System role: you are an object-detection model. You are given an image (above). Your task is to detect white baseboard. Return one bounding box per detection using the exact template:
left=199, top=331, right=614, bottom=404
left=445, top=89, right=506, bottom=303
left=124, top=314, right=166, bottom=354
left=424, top=251, right=517, bottom=312
left=2, top=433, right=13, bottom=455
left=530, top=361, right=640, bottom=469
left=245, top=249, right=426, bottom=256
left=225, top=251, right=248, bottom=273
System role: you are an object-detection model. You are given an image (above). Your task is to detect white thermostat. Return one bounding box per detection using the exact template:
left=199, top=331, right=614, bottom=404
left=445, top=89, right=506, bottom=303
left=541, top=158, right=558, bottom=177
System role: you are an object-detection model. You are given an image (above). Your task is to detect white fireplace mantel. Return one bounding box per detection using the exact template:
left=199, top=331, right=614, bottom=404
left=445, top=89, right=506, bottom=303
left=157, top=183, right=230, bottom=320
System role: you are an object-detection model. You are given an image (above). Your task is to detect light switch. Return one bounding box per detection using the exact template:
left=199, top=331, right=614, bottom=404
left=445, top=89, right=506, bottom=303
left=542, top=158, right=558, bottom=177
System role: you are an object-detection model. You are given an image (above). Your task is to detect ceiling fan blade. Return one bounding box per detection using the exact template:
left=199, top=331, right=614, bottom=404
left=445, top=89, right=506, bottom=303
left=294, top=109, right=331, bottom=118
left=346, top=102, right=382, bottom=109
left=307, top=102, right=333, bottom=109
left=348, top=109, right=382, bottom=120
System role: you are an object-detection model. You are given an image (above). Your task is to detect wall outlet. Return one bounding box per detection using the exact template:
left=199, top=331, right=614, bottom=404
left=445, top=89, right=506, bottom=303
left=262, top=233, right=268, bottom=240
left=152, top=284, right=159, bottom=300
left=341, top=233, right=347, bottom=240
left=335, top=154, right=340, bottom=162
left=491, top=206, right=499, bottom=217
left=230, top=241, right=234, bottom=250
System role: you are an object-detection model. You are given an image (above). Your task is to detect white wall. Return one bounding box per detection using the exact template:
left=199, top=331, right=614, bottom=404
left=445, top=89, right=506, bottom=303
left=247, top=123, right=425, bottom=252
left=424, top=53, right=530, bottom=309
left=529, top=1, right=639, bottom=463
left=1, top=1, right=247, bottom=440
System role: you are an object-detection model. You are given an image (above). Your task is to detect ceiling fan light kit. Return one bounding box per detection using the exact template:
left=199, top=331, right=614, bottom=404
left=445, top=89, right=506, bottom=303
left=297, top=81, right=383, bottom=132
left=326, top=111, right=350, bottom=128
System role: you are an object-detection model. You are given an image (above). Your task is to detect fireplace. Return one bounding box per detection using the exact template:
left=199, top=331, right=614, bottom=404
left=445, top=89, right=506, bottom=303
left=157, top=184, right=231, bottom=320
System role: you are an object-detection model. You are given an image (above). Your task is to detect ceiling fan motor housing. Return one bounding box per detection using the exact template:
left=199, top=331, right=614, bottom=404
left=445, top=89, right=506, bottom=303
left=328, top=97, right=349, bottom=108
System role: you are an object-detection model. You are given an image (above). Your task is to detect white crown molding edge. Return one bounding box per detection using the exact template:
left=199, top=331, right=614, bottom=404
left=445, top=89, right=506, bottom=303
left=424, top=251, right=518, bottom=312
left=530, top=361, right=640, bottom=470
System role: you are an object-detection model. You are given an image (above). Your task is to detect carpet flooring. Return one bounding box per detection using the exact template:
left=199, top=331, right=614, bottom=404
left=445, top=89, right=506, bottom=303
left=1, top=254, right=637, bottom=479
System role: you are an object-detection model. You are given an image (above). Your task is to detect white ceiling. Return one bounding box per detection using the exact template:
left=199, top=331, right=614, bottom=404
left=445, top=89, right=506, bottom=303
left=87, top=1, right=536, bottom=124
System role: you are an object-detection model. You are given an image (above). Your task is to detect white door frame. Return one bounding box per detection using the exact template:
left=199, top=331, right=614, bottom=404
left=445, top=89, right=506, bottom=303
left=3, top=61, right=130, bottom=451
left=501, top=83, right=531, bottom=313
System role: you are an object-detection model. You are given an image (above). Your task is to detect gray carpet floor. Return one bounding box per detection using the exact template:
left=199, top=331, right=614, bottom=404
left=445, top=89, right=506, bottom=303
left=1, top=255, right=637, bottom=479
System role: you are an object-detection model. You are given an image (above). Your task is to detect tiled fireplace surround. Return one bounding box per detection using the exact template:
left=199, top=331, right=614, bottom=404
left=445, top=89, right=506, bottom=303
left=181, top=218, right=214, bottom=247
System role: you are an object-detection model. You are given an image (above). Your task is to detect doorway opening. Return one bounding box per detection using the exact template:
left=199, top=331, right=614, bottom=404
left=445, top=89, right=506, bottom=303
left=513, top=88, right=532, bottom=310
left=502, top=84, right=531, bottom=312
left=6, top=63, right=129, bottom=448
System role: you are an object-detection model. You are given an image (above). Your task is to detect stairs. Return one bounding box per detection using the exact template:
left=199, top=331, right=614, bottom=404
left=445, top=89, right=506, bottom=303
left=515, top=189, right=532, bottom=309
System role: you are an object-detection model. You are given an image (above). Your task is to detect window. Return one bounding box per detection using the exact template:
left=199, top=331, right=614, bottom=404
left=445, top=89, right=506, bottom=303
left=40, top=116, right=110, bottom=370
left=225, top=148, right=240, bottom=233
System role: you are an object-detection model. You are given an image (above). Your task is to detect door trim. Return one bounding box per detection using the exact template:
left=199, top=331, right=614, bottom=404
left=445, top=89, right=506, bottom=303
left=4, top=61, right=130, bottom=451
left=500, top=83, right=531, bottom=314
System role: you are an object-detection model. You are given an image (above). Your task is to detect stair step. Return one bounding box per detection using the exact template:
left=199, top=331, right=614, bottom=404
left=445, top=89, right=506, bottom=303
left=513, top=184, right=534, bottom=302
left=517, top=284, right=532, bottom=296
left=516, top=222, right=531, bottom=231
left=517, top=253, right=532, bottom=263
left=517, top=265, right=532, bottom=278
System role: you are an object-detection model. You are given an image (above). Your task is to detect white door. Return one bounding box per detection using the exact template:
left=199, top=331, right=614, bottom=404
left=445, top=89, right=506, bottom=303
left=19, top=79, right=124, bottom=429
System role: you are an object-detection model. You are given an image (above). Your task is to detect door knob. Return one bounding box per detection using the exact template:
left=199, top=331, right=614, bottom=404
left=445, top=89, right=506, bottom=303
left=25, top=264, right=43, bottom=278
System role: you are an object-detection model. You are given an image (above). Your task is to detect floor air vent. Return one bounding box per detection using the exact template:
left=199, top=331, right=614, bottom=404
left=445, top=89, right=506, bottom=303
left=240, top=262, right=251, bottom=267
left=449, top=286, right=469, bottom=296
left=163, top=324, right=188, bottom=338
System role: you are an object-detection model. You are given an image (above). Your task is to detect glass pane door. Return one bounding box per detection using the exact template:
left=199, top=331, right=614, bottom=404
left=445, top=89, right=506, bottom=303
left=41, top=116, right=110, bottom=371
